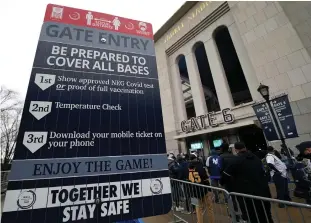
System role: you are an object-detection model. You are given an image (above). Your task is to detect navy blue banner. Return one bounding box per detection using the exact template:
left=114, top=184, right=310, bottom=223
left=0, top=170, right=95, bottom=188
left=1, top=6, right=171, bottom=223
left=271, top=95, right=298, bottom=139
left=252, top=103, right=279, bottom=141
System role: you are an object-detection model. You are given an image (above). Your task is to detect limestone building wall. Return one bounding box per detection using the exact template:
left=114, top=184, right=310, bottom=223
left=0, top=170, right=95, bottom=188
left=155, top=1, right=311, bottom=154
left=229, top=1, right=311, bottom=150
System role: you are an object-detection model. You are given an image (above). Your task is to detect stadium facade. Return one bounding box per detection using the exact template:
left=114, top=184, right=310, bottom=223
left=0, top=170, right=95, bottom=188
left=154, top=1, right=311, bottom=155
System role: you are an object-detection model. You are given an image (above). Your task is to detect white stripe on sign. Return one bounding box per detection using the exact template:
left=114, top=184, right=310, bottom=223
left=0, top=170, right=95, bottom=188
left=3, top=177, right=170, bottom=212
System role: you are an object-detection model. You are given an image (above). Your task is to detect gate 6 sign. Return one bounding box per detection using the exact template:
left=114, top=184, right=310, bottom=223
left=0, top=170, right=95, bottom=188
left=1, top=4, right=171, bottom=223
left=181, top=108, right=235, bottom=133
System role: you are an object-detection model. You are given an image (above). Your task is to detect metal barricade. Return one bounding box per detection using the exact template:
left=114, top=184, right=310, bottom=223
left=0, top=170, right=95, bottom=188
left=169, top=178, right=311, bottom=223
left=230, top=192, right=311, bottom=223
left=170, top=178, right=236, bottom=223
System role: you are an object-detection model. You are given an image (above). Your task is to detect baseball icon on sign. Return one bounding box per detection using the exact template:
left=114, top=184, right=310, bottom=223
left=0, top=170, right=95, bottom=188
left=69, top=12, right=80, bottom=20
left=125, top=22, right=134, bottom=30
left=150, top=179, right=163, bottom=195
left=17, top=190, right=36, bottom=209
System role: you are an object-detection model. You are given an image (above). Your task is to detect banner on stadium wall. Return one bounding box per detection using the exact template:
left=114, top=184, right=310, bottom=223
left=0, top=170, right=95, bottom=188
left=252, top=103, right=279, bottom=141
left=1, top=4, right=171, bottom=223
left=271, top=95, right=298, bottom=139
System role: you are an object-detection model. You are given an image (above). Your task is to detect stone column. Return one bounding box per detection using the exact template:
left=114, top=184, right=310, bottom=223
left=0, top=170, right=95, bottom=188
left=178, top=139, right=188, bottom=154
left=170, top=62, right=187, bottom=127
left=185, top=52, right=208, bottom=116
left=202, top=137, right=210, bottom=157
left=228, top=23, right=261, bottom=101
left=204, top=39, right=234, bottom=109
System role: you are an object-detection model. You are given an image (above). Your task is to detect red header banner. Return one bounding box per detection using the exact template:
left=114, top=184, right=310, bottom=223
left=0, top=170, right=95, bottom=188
left=44, top=4, right=154, bottom=39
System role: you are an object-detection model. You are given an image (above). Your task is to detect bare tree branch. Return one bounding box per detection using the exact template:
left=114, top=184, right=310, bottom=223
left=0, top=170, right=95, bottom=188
left=0, top=85, right=23, bottom=112
left=0, top=86, right=24, bottom=170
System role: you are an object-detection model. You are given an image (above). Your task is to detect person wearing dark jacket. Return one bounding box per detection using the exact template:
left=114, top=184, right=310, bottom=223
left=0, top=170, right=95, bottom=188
left=219, top=143, right=236, bottom=171
left=295, top=141, right=311, bottom=204
left=176, top=154, right=190, bottom=181
left=182, top=153, right=215, bottom=223
left=219, top=143, right=236, bottom=190
left=222, top=142, right=273, bottom=223
left=168, top=153, right=183, bottom=212
left=293, top=159, right=311, bottom=204
left=219, top=143, right=243, bottom=220
left=219, top=142, right=240, bottom=217
left=296, top=141, right=311, bottom=160
left=176, top=154, right=192, bottom=214
left=168, top=153, right=179, bottom=178
left=206, top=150, right=221, bottom=202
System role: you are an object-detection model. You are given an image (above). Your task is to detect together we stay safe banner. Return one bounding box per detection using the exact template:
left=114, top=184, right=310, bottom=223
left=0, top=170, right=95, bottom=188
left=1, top=4, right=171, bottom=223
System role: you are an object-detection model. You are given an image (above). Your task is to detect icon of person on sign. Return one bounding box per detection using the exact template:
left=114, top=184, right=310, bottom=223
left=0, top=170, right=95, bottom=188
left=86, top=12, right=93, bottom=25
left=112, top=17, right=121, bottom=30
left=51, top=7, right=63, bottom=19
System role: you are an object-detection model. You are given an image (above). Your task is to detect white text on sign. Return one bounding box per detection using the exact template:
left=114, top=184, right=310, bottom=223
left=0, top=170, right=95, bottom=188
left=3, top=177, right=171, bottom=222
left=47, top=46, right=150, bottom=75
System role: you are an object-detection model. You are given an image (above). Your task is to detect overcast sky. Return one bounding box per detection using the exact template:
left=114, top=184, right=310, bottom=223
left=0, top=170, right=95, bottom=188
left=0, top=0, right=184, bottom=99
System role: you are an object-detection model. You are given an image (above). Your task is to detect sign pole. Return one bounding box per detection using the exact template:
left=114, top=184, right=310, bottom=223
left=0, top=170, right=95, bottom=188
left=266, top=99, right=293, bottom=165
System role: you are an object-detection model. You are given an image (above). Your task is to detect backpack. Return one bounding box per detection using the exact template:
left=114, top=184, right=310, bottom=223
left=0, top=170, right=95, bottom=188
left=262, top=155, right=271, bottom=181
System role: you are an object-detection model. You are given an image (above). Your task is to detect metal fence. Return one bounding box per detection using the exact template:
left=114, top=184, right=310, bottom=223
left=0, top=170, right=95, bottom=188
left=169, top=178, right=311, bottom=223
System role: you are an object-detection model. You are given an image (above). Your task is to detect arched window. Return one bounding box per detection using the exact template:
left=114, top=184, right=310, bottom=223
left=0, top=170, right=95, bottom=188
left=193, top=41, right=220, bottom=112
left=177, top=55, right=196, bottom=119
left=213, top=26, right=252, bottom=105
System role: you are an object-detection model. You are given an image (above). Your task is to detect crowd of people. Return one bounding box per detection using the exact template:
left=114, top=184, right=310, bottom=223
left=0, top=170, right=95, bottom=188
left=168, top=141, right=311, bottom=223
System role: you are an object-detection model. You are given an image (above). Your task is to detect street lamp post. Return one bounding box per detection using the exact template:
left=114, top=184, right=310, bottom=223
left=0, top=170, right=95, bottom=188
left=257, top=84, right=293, bottom=165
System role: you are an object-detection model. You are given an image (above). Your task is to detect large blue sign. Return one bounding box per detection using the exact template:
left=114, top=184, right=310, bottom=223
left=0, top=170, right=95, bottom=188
left=1, top=4, right=171, bottom=223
